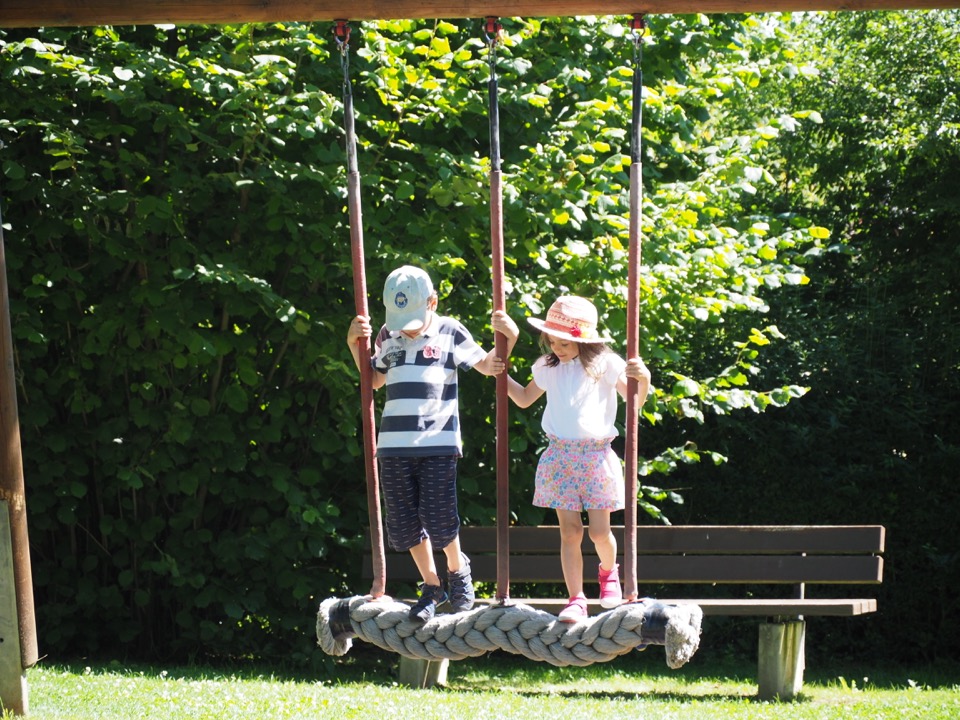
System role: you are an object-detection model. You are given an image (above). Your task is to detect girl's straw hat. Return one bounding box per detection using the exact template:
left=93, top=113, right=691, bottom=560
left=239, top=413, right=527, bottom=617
left=528, top=296, right=613, bottom=344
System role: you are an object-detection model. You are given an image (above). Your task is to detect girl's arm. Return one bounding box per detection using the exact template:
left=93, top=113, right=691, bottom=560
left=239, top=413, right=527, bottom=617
left=617, top=357, right=651, bottom=404
left=506, top=375, right=545, bottom=408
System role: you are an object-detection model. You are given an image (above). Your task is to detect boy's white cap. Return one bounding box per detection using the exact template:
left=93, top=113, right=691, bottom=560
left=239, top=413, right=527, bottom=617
left=383, top=265, right=434, bottom=332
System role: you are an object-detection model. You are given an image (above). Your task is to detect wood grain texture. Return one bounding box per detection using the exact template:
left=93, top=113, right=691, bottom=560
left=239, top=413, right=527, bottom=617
left=2, top=1, right=958, bottom=29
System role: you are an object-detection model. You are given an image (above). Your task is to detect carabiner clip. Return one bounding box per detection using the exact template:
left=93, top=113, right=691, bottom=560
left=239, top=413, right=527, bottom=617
left=629, top=13, right=647, bottom=48
left=484, top=16, right=502, bottom=47
left=333, top=19, right=351, bottom=55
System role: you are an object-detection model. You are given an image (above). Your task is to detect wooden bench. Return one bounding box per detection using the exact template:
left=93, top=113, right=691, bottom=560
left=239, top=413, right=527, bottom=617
left=362, top=524, right=885, bottom=700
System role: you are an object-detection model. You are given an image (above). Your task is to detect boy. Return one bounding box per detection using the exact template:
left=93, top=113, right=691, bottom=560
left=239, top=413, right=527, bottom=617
left=346, top=265, right=518, bottom=622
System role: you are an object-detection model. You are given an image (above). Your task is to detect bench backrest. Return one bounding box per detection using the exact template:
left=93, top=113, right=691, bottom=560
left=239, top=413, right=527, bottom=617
left=362, top=525, right=885, bottom=587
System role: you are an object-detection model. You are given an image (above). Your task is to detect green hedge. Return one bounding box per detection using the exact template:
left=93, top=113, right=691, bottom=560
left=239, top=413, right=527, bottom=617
left=1, top=17, right=859, bottom=666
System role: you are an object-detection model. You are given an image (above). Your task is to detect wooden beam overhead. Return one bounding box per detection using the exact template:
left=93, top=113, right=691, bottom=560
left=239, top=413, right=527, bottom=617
left=0, top=0, right=957, bottom=29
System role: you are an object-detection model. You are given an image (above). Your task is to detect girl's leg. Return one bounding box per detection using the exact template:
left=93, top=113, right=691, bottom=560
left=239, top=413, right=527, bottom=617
left=588, top=509, right=623, bottom=608
left=557, top=509, right=585, bottom=598
left=586, top=509, right=617, bottom=571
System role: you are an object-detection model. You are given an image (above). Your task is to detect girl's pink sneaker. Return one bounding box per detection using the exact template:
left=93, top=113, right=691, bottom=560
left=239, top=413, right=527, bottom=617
left=558, top=593, right=588, bottom=623
left=598, top=563, right=623, bottom=609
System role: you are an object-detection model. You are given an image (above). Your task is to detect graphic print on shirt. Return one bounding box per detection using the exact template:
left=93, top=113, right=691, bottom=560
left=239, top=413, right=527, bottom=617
left=422, top=344, right=443, bottom=360
left=381, top=347, right=406, bottom=370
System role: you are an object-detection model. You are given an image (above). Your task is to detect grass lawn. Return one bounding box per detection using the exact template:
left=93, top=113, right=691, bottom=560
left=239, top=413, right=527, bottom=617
left=15, top=646, right=960, bottom=720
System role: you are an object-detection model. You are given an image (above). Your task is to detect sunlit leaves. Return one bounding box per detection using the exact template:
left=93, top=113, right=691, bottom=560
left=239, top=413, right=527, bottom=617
left=0, top=13, right=840, bottom=660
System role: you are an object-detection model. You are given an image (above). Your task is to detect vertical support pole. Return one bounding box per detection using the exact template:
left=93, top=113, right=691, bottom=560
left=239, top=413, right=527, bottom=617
left=485, top=17, right=510, bottom=604
left=623, top=14, right=646, bottom=602
left=1, top=502, right=29, bottom=715
left=0, top=198, right=38, bottom=673
left=336, top=21, right=385, bottom=598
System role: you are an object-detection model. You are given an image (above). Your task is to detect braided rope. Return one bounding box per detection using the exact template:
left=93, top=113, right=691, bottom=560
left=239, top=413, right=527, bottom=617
left=317, top=596, right=702, bottom=669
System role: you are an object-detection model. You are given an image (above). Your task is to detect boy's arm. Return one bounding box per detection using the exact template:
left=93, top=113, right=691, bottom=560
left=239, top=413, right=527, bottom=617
left=487, top=309, right=543, bottom=405
left=472, top=350, right=505, bottom=376
left=473, top=310, right=521, bottom=376
left=346, top=315, right=386, bottom=390
left=491, top=310, right=520, bottom=357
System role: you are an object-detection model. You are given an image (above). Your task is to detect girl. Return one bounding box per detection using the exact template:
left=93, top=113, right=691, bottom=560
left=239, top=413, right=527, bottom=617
left=493, top=296, right=651, bottom=622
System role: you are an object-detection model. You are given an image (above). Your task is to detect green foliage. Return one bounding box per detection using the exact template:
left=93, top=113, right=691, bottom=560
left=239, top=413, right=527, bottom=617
left=671, top=10, right=960, bottom=662
left=1, top=23, right=367, bottom=665
left=1, top=15, right=833, bottom=663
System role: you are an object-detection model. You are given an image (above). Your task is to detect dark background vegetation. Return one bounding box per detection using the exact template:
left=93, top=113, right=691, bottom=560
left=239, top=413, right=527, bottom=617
left=0, top=11, right=957, bottom=671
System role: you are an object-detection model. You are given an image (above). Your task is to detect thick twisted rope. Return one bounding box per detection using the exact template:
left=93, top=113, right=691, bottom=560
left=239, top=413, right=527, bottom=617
left=317, top=596, right=702, bottom=669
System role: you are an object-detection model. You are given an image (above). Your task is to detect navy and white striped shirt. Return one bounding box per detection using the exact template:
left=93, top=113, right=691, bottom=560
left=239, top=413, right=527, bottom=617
left=372, top=315, right=487, bottom=457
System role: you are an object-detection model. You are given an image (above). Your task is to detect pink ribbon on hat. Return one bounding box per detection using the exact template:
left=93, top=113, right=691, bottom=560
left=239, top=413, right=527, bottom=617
left=543, top=319, right=592, bottom=338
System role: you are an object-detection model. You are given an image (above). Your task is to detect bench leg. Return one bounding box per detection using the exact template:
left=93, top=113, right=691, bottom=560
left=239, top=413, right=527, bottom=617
left=757, top=620, right=805, bottom=701
left=397, top=656, right=449, bottom=688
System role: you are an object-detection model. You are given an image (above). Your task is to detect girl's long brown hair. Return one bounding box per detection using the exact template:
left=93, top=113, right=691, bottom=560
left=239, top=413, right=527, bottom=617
left=539, top=333, right=611, bottom=380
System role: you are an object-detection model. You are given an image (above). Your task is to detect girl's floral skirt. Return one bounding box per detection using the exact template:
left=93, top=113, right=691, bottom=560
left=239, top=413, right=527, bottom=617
left=533, top=436, right=625, bottom=512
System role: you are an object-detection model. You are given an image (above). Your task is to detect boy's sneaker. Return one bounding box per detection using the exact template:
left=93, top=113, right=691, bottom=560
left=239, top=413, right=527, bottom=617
left=409, top=583, right=448, bottom=624
left=598, top=563, right=623, bottom=609
left=558, top=593, right=588, bottom=623
left=447, top=554, right=476, bottom=613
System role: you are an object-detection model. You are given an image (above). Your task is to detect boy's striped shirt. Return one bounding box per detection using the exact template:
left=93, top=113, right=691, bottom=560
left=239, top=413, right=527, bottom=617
left=372, top=315, right=486, bottom=457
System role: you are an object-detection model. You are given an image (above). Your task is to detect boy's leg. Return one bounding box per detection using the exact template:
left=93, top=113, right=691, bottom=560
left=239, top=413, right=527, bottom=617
left=442, top=536, right=475, bottom=612
left=415, top=455, right=473, bottom=607
left=416, top=456, right=474, bottom=612
left=408, top=538, right=448, bottom=623
left=440, top=536, right=463, bottom=573
left=380, top=457, right=447, bottom=622
left=379, top=456, right=429, bottom=555
left=410, top=537, right=442, bottom=587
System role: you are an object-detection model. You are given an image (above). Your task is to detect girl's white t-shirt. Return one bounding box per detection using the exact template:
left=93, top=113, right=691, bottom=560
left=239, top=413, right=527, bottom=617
left=531, top=353, right=626, bottom=440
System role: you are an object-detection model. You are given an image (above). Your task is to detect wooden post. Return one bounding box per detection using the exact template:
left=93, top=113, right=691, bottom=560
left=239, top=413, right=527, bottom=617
left=757, top=620, right=805, bottom=701
left=397, top=656, right=449, bottom=688
left=2, top=1, right=959, bottom=29
left=0, top=202, right=38, bottom=679
left=1, top=501, right=28, bottom=715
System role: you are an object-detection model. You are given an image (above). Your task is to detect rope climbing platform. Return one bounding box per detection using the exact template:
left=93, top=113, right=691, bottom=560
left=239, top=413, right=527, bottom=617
left=317, top=596, right=703, bottom=669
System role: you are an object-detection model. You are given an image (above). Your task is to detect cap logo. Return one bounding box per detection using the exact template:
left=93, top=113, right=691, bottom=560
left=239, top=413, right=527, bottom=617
left=394, top=291, right=408, bottom=309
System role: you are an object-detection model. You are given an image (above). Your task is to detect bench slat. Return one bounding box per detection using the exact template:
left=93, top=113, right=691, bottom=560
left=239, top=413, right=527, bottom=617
left=456, top=525, right=886, bottom=554
left=473, top=597, right=878, bottom=617
left=365, top=554, right=884, bottom=585
left=359, top=524, right=885, bottom=623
